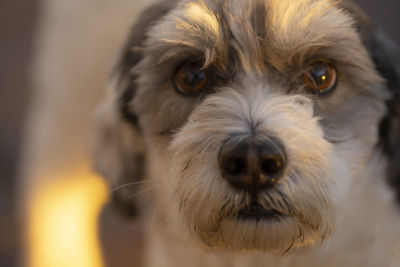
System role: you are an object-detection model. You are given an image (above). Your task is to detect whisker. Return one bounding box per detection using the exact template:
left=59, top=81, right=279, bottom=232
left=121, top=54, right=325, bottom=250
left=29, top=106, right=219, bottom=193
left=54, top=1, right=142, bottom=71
left=108, top=179, right=162, bottom=194
left=128, top=184, right=165, bottom=199
left=281, top=234, right=296, bottom=256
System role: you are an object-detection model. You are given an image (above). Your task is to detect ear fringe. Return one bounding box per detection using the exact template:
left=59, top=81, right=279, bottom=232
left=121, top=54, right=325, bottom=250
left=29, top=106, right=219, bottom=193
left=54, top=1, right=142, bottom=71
left=116, top=1, right=177, bottom=128
left=92, top=1, right=175, bottom=217
left=342, top=2, right=400, bottom=201
left=366, top=29, right=400, bottom=202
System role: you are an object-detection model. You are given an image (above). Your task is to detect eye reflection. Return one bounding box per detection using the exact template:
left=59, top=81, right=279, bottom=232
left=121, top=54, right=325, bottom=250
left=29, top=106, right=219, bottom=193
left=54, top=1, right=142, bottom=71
left=303, top=61, right=337, bottom=94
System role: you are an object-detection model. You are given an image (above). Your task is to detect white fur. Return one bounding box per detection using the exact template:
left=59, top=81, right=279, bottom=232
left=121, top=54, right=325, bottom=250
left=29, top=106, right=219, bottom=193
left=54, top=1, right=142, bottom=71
left=90, top=0, right=400, bottom=266
left=169, top=86, right=350, bottom=252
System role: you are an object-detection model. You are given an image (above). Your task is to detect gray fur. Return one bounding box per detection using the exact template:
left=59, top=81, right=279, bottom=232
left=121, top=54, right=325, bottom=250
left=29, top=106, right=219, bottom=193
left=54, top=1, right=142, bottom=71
left=92, top=1, right=176, bottom=216
left=93, top=0, right=400, bottom=265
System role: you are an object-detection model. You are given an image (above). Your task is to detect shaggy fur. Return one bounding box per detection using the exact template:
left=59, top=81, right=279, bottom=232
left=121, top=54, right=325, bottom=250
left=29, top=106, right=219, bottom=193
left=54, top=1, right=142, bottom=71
left=92, top=0, right=400, bottom=266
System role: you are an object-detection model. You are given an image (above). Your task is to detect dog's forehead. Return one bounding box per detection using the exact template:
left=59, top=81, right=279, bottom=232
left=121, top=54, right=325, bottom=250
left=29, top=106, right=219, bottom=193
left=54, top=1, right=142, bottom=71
left=145, top=0, right=358, bottom=70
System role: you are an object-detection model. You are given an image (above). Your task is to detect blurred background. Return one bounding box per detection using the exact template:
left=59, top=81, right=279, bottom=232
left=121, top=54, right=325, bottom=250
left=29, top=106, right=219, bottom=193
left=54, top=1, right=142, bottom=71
left=0, top=0, right=399, bottom=267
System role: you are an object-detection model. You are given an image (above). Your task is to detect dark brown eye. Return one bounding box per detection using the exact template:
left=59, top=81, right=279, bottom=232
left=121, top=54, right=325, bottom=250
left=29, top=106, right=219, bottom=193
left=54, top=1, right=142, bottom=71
left=174, top=63, right=208, bottom=96
left=303, top=61, right=337, bottom=94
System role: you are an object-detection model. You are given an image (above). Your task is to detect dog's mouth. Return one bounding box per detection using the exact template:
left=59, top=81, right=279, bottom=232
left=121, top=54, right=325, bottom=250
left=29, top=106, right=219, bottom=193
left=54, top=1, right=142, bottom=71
left=237, top=202, right=284, bottom=221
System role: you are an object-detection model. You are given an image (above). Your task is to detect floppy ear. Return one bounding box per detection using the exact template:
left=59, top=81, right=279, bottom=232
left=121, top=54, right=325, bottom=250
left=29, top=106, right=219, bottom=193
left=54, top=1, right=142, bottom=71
left=342, top=2, right=400, bottom=200
left=92, top=1, right=175, bottom=217
left=367, top=30, right=400, bottom=201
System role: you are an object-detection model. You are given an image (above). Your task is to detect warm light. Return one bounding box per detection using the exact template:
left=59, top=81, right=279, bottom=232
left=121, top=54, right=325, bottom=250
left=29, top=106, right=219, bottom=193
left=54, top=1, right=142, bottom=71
left=27, top=168, right=108, bottom=267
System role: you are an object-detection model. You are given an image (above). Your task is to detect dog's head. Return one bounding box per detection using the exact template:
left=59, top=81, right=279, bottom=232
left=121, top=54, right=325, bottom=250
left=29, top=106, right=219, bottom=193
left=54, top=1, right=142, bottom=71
left=92, top=0, right=400, bottom=253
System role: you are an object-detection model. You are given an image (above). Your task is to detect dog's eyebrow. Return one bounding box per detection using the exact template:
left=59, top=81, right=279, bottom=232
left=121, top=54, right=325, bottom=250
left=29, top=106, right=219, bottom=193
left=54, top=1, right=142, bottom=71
left=183, top=2, right=220, bottom=37
left=143, top=1, right=226, bottom=67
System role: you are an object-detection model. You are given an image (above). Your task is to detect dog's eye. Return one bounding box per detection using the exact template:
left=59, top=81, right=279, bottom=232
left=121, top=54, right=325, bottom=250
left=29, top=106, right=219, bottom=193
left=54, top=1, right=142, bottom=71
left=174, top=63, right=208, bottom=96
left=303, top=61, right=337, bottom=94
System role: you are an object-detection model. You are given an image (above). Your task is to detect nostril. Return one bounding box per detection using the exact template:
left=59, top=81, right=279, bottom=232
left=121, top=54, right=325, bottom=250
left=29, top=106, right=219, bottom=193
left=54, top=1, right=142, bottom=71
left=219, top=137, right=286, bottom=190
left=260, top=155, right=284, bottom=177
left=222, top=156, right=247, bottom=176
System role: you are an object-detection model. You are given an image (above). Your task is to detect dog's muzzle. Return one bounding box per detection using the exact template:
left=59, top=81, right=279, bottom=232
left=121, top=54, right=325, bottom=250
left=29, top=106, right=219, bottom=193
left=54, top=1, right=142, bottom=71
left=218, top=137, right=287, bottom=221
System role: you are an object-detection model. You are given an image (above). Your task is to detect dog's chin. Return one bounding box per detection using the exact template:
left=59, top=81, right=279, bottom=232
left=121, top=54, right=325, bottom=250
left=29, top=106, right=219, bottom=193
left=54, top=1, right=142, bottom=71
left=193, top=203, right=328, bottom=253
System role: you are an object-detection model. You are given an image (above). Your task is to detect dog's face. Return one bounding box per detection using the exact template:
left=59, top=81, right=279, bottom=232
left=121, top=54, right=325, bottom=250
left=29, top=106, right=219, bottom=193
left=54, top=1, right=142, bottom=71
left=93, top=0, right=400, bottom=254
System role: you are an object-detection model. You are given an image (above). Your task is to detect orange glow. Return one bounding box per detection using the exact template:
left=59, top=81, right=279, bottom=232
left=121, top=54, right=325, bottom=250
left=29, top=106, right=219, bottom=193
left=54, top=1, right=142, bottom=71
left=27, top=168, right=108, bottom=267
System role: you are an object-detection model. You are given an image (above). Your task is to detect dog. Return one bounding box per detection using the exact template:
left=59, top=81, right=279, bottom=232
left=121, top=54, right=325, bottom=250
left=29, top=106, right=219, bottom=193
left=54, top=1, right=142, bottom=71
left=92, top=0, right=400, bottom=266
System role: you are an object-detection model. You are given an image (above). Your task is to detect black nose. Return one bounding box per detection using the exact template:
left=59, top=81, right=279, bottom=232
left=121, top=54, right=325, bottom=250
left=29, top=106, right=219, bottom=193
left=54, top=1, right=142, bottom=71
left=218, top=138, right=286, bottom=191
